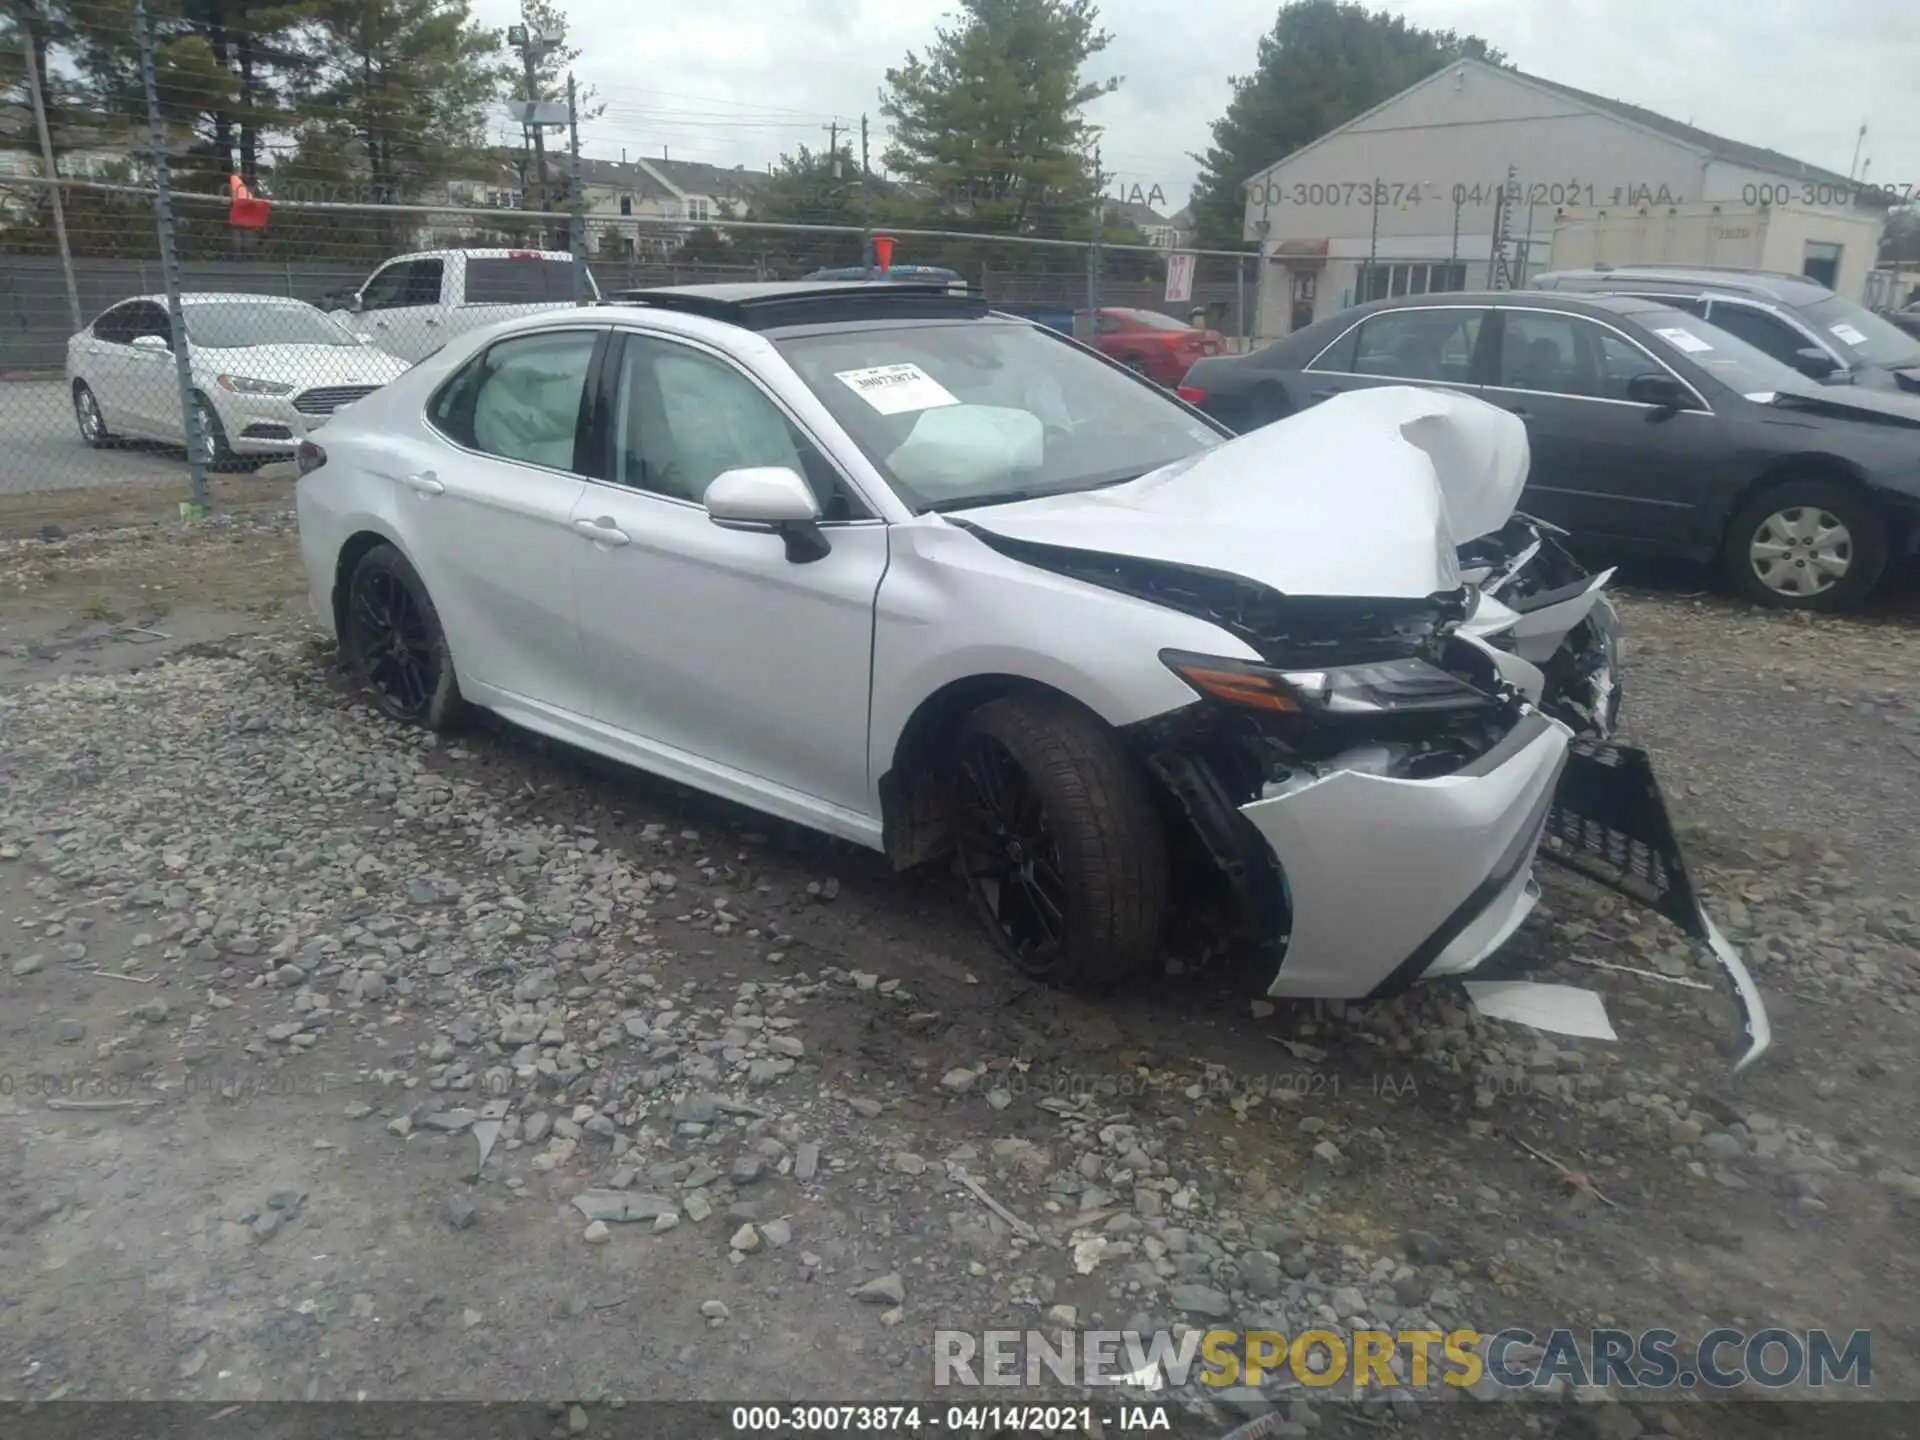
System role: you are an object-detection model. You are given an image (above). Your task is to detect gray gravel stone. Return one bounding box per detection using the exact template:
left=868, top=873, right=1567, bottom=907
left=1169, top=1283, right=1231, bottom=1317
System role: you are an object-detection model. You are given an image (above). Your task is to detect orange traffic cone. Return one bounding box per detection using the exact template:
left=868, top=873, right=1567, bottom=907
left=871, top=234, right=894, bottom=276
left=228, top=174, right=271, bottom=229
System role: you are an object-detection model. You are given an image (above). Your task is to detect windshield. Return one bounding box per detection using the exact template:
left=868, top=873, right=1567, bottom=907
left=1637, top=307, right=1810, bottom=396
left=1799, top=294, right=1920, bottom=369
left=776, top=318, right=1224, bottom=510
left=184, top=302, right=358, bottom=348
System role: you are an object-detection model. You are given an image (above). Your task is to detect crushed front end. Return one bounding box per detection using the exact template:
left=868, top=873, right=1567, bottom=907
left=1109, top=560, right=1769, bottom=1072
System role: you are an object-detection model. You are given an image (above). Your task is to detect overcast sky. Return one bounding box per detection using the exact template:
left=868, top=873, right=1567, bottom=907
left=475, top=0, right=1918, bottom=211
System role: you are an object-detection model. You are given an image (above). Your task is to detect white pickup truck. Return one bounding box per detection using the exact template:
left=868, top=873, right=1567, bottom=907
left=331, top=249, right=600, bottom=363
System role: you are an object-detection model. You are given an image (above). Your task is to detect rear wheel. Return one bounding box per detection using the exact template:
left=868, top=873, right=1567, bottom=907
left=1251, top=381, right=1293, bottom=427
left=952, top=695, right=1168, bottom=988
left=1721, top=478, right=1887, bottom=612
left=342, top=543, right=466, bottom=729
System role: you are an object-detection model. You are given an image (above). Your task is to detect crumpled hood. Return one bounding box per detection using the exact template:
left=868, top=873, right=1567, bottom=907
left=954, top=386, right=1529, bottom=600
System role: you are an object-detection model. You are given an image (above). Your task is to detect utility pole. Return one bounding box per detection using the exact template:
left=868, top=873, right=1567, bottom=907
left=509, top=24, right=550, bottom=232
left=823, top=119, right=840, bottom=173
left=859, top=113, right=872, bottom=273
left=22, top=30, right=80, bottom=332
left=1085, top=143, right=1105, bottom=336
left=136, top=0, right=207, bottom=515
left=568, top=73, right=586, bottom=302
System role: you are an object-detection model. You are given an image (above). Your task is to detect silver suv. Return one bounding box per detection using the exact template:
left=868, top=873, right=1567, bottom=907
left=1531, top=265, right=1920, bottom=394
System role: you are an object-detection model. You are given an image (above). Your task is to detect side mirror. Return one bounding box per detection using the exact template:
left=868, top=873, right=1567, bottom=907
left=345, top=293, right=365, bottom=314
left=130, top=333, right=169, bottom=353
left=703, top=466, right=829, bottom=563
left=1791, top=346, right=1842, bottom=379
left=1625, top=372, right=1691, bottom=410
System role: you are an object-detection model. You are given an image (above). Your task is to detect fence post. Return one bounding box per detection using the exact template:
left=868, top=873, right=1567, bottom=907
left=22, top=31, right=81, bottom=333
left=1235, top=256, right=1247, bottom=351
left=567, top=74, right=587, bottom=305
left=136, top=0, right=208, bottom=516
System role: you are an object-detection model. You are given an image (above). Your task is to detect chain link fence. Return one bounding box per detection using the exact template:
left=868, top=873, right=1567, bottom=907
left=0, top=177, right=1260, bottom=498
left=1, top=0, right=1261, bottom=501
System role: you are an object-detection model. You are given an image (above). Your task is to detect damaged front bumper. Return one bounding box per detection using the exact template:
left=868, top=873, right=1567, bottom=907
left=1239, top=718, right=1771, bottom=1071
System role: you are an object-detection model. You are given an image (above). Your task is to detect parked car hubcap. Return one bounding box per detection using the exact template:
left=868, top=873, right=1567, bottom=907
left=955, top=735, right=1068, bottom=968
left=75, top=388, right=102, bottom=441
left=349, top=568, right=437, bottom=717
left=1749, top=506, right=1851, bottom=597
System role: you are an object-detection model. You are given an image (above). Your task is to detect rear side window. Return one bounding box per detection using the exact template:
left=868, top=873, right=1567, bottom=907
left=465, top=258, right=593, bottom=306
left=429, top=329, right=600, bottom=471
left=1350, top=309, right=1484, bottom=382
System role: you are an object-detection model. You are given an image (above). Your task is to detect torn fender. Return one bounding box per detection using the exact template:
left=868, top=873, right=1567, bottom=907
left=1540, top=739, right=1772, bottom=1071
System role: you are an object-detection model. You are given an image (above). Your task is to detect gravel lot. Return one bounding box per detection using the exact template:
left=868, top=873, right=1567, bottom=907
left=1, top=503, right=1917, bottom=1438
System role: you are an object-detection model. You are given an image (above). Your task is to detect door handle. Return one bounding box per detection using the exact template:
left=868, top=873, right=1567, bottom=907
left=574, top=517, right=631, bottom=547
left=424, top=317, right=441, bottom=327
left=402, top=471, right=443, bottom=495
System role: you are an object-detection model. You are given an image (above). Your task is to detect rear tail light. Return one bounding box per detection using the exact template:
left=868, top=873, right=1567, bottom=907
left=296, top=440, right=326, bottom=475
left=1177, top=385, right=1207, bottom=405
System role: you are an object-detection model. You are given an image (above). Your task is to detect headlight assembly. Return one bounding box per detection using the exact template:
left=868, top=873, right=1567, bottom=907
left=215, top=374, right=294, bottom=396
left=1161, top=649, right=1494, bottom=716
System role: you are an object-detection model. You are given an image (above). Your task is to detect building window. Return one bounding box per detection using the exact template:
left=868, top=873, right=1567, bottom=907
left=1355, top=262, right=1467, bottom=303
left=686, top=197, right=711, bottom=222
left=1802, top=240, right=1843, bottom=290
left=485, top=189, right=522, bottom=211
left=619, top=194, right=633, bottom=216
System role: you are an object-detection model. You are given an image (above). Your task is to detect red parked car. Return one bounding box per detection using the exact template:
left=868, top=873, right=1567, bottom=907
left=1079, top=306, right=1226, bottom=385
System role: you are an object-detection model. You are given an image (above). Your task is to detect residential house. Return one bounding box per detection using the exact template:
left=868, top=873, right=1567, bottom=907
left=569, top=156, right=769, bottom=257
left=1105, top=196, right=1190, bottom=250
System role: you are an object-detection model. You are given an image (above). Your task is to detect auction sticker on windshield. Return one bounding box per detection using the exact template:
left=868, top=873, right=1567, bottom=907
left=836, top=363, right=960, bottom=415
left=1655, top=327, right=1713, bottom=353
left=1829, top=322, right=1869, bottom=346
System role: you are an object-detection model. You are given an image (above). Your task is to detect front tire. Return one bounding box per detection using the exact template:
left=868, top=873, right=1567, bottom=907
left=190, top=392, right=238, bottom=472
left=342, top=543, right=466, bottom=729
left=72, top=381, right=112, bottom=448
left=952, top=694, right=1168, bottom=988
left=1722, top=479, right=1887, bottom=612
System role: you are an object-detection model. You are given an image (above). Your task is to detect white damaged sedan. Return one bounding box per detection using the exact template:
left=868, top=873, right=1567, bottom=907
left=293, top=281, right=1769, bottom=1068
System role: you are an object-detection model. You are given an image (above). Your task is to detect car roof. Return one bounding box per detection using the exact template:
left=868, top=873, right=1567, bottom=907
left=614, top=280, right=989, bottom=330
left=1315, top=290, right=1681, bottom=320
left=1532, top=266, right=1834, bottom=304
left=114, top=293, right=322, bottom=309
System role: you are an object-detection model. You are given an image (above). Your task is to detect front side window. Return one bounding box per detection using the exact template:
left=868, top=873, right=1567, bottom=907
left=1495, top=312, right=1599, bottom=395
left=1699, top=302, right=1808, bottom=368
left=360, top=262, right=414, bottom=312
left=1350, top=308, right=1483, bottom=382
left=429, top=329, right=599, bottom=471
left=1632, top=306, right=1804, bottom=396
left=613, top=334, right=862, bottom=518
left=92, top=303, right=136, bottom=345
left=775, top=317, right=1225, bottom=512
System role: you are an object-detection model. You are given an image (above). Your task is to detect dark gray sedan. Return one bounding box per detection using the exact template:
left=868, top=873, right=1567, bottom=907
left=1179, top=292, right=1920, bottom=611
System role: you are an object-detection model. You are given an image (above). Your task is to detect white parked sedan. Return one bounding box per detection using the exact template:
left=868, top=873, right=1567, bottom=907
left=294, top=281, right=1769, bottom=1067
left=67, top=293, right=411, bottom=468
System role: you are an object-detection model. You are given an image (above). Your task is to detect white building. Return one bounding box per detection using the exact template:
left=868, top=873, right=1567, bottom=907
left=1240, top=58, right=1888, bottom=339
